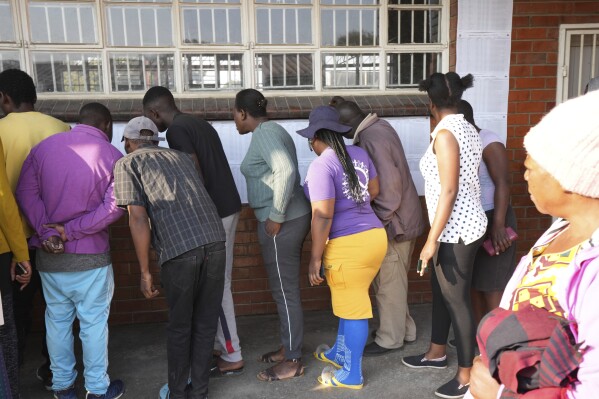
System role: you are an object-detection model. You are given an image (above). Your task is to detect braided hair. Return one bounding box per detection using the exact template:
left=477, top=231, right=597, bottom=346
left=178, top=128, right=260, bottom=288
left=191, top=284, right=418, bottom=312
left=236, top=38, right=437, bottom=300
left=418, top=72, right=474, bottom=109
left=315, top=129, right=365, bottom=204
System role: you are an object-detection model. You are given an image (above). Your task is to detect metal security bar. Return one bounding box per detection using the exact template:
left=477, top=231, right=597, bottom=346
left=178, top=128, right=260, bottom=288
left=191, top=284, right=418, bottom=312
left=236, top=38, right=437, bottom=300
left=387, top=52, right=440, bottom=87
left=255, top=53, right=313, bottom=89
left=29, top=2, right=98, bottom=44
left=182, top=53, right=243, bottom=89
left=322, top=53, right=379, bottom=88
left=110, top=53, right=175, bottom=91
left=31, top=52, right=103, bottom=92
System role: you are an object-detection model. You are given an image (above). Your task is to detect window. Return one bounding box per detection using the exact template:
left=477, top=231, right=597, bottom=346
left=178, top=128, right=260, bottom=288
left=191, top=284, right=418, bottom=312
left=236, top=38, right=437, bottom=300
left=557, top=24, right=599, bottom=102
left=0, top=0, right=449, bottom=95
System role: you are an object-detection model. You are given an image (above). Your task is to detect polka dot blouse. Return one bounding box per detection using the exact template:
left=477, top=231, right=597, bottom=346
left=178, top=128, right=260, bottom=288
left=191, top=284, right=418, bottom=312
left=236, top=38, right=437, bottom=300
left=419, top=114, right=488, bottom=244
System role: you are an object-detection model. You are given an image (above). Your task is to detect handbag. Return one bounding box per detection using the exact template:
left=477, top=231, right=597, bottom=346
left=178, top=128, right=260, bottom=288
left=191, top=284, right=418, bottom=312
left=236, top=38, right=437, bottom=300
left=482, top=226, right=518, bottom=256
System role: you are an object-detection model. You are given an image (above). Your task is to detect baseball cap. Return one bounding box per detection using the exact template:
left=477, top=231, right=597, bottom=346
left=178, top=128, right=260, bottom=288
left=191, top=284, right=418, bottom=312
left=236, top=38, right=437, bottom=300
left=296, top=106, right=352, bottom=139
left=121, top=116, right=164, bottom=142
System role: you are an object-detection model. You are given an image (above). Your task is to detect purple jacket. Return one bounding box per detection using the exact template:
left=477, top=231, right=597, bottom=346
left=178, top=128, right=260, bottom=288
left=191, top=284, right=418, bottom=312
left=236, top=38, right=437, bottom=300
left=16, top=124, right=124, bottom=254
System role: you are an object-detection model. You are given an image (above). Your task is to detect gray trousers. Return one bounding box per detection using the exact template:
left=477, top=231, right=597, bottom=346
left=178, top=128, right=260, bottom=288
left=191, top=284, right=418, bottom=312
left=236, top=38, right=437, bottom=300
left=257, top=214, right=310, bottom=360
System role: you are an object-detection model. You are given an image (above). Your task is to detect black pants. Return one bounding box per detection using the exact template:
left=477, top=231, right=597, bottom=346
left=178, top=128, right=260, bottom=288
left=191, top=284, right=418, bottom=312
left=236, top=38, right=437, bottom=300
left=161, top=242, right=226, bottom=399
left=12, top=249, right=49, bottom=367
left=1, top=252, right=19, bottom=397
left=430, top=237, right=484, bottom=368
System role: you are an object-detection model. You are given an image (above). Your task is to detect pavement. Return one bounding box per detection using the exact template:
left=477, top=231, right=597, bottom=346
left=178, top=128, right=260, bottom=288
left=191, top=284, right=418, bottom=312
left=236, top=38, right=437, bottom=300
left=19, top=303, right=459, bottom=399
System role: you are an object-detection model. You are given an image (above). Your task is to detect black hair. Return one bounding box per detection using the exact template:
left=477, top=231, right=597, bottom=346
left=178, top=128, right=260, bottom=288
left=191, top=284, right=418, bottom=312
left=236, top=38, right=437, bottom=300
left=314, top=129, right=364, bottom=204
left=336, top=100, right=366, bottom=123
left=79, top=102, right=112, bottom=128
left=234, top=89, right=268, bottom=118
left=142, top=86, right=177, bottom=110
left=457, top=99, right=479, bottom=130
left=418, top=72, right=474, bottom=109
left=0, top=69, right=37, bottom=107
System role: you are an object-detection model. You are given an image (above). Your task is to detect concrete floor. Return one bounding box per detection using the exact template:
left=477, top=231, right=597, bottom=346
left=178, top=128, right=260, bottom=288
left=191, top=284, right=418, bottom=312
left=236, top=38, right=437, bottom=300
left=19, top=304, right=459, bottom=399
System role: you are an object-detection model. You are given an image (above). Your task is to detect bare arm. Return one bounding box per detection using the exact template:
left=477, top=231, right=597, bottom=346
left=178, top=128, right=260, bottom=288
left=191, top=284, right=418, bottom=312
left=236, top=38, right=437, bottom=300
left=308, top=198, right=335, bottom=286
left=483, top=142, right=511, bottom=254
left=368, top=176, right=380, bottom=201
left=128, top=205, right=159, bottom=299
left=419, top=129, right=460, bottom=274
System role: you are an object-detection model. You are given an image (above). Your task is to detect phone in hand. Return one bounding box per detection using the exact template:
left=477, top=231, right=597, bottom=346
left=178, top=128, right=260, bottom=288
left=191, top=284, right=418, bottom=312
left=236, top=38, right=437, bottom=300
left=16, top=263, right=28, bottom=276
left=319, top=264, right=325, bottom=279
left=416, top=259, right=429, bottom=274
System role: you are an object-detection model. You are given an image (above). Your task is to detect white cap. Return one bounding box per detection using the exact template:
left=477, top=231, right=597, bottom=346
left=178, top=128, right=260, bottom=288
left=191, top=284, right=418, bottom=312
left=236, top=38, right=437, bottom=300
left=122, top=116, right=164, bottom=142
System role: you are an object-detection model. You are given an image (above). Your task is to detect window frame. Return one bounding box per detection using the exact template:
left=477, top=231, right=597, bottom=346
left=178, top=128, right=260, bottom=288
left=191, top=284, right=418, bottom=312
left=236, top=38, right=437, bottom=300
left=556, top=23, right=599, bottom=103
left=1, top=0, right=449, bottom=98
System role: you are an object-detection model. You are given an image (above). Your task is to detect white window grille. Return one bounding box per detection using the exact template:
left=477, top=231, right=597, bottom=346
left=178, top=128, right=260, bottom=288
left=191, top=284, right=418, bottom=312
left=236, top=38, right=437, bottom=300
left=0, top=0, right=449, bottom=96
left=557, top=24, right=599, bottom=102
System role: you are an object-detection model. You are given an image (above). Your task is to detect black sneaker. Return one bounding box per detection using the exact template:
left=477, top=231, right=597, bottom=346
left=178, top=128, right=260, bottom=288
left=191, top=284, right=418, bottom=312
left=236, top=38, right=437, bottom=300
left=434, top=378, right=470, bottom=399
left=402, top=353, right=447, bottom=369
left=85, top=380, right=125, bottom=399
left=37, top=362, right=53, bottom=391
left=53, top=385, right=77, bottom=399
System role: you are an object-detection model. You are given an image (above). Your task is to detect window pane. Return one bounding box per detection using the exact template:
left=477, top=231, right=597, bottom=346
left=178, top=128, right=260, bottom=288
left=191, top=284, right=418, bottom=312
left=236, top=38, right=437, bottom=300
left=32, top=52, right=103, bottom=93
left=255, top=53, right=313, bottom=89
left=386, top=52, right=440, bottom=87
left=108, top=0, right=171, bottom=2
left=110, top=53, right=175, bottom=92
left=181, top=0, right=240, bottom=3
left=0, top=51, right=20, bottom=72
left=321, top=0, right=378, bottom=4
left=322, top=53, right=379, bottom=88
left=29, top=3, right=98, bottom=44
left=182, top=7, right=242, bottom=44
left=388, top=8, right=440, bottom=44
left=567, top=33, right=599, bottom=99
left=106, top=6, right=172, bottom=46
left=256, top=8, right=312, bottom=44
left=257, top=0, right=311, bottom=3
left=321, top=9, right=378, bottom=46
left=389, top=0, right=439, bottom=4
left=0, top=1, right=15, bottom=42
left=182, top=53, right=243, bottom=90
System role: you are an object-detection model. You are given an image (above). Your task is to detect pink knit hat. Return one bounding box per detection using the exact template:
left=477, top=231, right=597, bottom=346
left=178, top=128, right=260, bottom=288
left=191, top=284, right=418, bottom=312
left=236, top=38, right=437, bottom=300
left=524, top=90, right=599, bottom=198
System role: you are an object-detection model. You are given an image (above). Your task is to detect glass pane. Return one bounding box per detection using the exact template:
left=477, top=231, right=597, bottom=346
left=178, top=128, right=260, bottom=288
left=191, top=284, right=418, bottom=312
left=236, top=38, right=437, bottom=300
left=0, top=51, right=20, bottom=72
left=255, top=53, right=313, bottom=89
left=109, top=53, right=174, bottom=92
left=321, top=0, right=378, bottom=4
left=388, top=8, right=440, bottom=44
left=321, top=53, right=379, bottom=88
left=0, top=1, right=15, bottom=42
left=321, top=9, right=378, bottom=46
left=386, top=52, right=440, bottom=87
left=32, top=52, right=103, bottom=93
left=29, top=3, right=98, bottom=44
left=567, top=33, right=599, bottom=99
left=182, top=7, right=242, bottom=44
left=106, top=6, right=172, bottom=46
left=181, top=0, right=240, bottom=3
left=182, top=53, right=243, bottom=90
left=256, top=8, right=312, bottom=45
left=108, top=0, right=171, bottom=2
left=257, top=0, right=311, bottom=3
left=389, top=0, right=440, bottom=4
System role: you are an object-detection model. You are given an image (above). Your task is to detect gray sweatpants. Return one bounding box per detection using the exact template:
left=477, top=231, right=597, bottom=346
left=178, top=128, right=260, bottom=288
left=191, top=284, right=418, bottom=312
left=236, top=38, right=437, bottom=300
left=257, top=214, right=310, bottom=360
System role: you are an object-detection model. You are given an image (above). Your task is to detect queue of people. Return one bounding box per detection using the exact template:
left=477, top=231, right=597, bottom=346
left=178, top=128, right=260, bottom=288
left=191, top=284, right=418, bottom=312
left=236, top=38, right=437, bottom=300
left=0, top=66, right=597, bottom=399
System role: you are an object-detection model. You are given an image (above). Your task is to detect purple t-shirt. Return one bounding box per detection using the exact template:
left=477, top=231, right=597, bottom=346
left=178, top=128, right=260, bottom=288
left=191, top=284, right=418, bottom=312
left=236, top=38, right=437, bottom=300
left=303, top=145, right=383, bottom=239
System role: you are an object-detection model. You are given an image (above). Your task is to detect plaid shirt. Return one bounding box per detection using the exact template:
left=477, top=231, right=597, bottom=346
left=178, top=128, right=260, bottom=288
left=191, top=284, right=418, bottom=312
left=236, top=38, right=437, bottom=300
left=113, top=145, right=225, bottom=266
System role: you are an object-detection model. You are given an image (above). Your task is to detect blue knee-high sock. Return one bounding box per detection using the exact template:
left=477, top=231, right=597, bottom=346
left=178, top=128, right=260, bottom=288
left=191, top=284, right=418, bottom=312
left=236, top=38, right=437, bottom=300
left=334, top=318, right=367, bottom=385
left=324, top=318, right=345, bottom=365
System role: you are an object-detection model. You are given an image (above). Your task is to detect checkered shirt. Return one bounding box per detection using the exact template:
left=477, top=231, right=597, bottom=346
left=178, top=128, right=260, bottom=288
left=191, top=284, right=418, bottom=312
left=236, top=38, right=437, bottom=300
left=113, top=146, right=225, bottom=265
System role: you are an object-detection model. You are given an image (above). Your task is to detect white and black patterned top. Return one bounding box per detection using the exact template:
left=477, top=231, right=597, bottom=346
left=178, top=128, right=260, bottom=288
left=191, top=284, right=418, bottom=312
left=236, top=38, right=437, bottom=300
left=114, top=145, right=226, bottom=266
left=419, top=114, right=487, bottom=244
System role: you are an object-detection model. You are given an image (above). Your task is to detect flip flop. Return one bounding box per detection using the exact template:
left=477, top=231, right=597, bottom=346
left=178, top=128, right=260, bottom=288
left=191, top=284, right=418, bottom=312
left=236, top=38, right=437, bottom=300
left=256, top=360, right=304, bottom=382
left=313, top=352, right=342, bottom=369
left=317, top=375, right=363, bottom=390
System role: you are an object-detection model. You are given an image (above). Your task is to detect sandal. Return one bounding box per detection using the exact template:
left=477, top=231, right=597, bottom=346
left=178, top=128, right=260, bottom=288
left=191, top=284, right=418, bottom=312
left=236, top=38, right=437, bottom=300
left=313, top=352, right=342, bottom=369
left=256, top=359, right=304, bottom=382
left=210, top=365, right=245, bottom=378
left=258, top=346, right=284, bottom=363
left=317, top=375, right=363, bottom=390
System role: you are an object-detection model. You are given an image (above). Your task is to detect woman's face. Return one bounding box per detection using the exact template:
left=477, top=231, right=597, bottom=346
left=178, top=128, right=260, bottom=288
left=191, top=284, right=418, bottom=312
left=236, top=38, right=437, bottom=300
left=524, top=155, right=567, bottom=216
left=232, top=107, right=248, bottom=134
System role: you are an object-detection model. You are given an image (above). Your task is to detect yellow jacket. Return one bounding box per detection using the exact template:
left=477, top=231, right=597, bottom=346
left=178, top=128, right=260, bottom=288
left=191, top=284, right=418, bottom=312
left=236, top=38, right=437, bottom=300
left=0, top=138, right=29, bottom=262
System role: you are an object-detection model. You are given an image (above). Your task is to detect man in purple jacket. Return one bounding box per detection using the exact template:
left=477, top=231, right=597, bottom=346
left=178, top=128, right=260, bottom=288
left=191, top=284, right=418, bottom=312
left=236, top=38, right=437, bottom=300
left=16, top=103, right=125, bottom=399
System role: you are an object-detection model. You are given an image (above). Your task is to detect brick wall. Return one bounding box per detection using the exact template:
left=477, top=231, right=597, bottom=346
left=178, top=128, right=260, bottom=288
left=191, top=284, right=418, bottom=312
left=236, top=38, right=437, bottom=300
left=508, top=0, right=599, bottom=252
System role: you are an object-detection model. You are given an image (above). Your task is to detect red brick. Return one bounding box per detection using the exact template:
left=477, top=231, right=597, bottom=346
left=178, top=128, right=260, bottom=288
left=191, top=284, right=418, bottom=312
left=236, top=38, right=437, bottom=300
left=515, top=101, right=546, bottom=113
left=529, top=15, right=561, bottom=27
left=514, top=27, right=549, bottom=40
left=512, top=16, right=530, bottom=27
left=510, top=65, right=531, bottom=77
left=509, top=91, right=531, bottom=101
left=531, top=41, right=559, bottom=53
left=507, top=114, right=529, bottom=126
left=511, top=40, right=533, bottom=53
left=515, top=53, right=547, bottom=65
left=530, top=89, right=556, bottom=101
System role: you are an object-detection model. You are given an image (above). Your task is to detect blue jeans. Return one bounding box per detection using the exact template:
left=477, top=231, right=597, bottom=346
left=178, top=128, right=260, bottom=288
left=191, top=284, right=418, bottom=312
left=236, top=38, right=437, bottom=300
left=40, top=266, right=114, bottom=394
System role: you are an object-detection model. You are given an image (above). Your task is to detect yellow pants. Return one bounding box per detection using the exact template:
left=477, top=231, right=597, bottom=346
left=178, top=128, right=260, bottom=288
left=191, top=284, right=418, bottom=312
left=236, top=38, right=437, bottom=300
left=323, top=228, right=387, bottom=319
